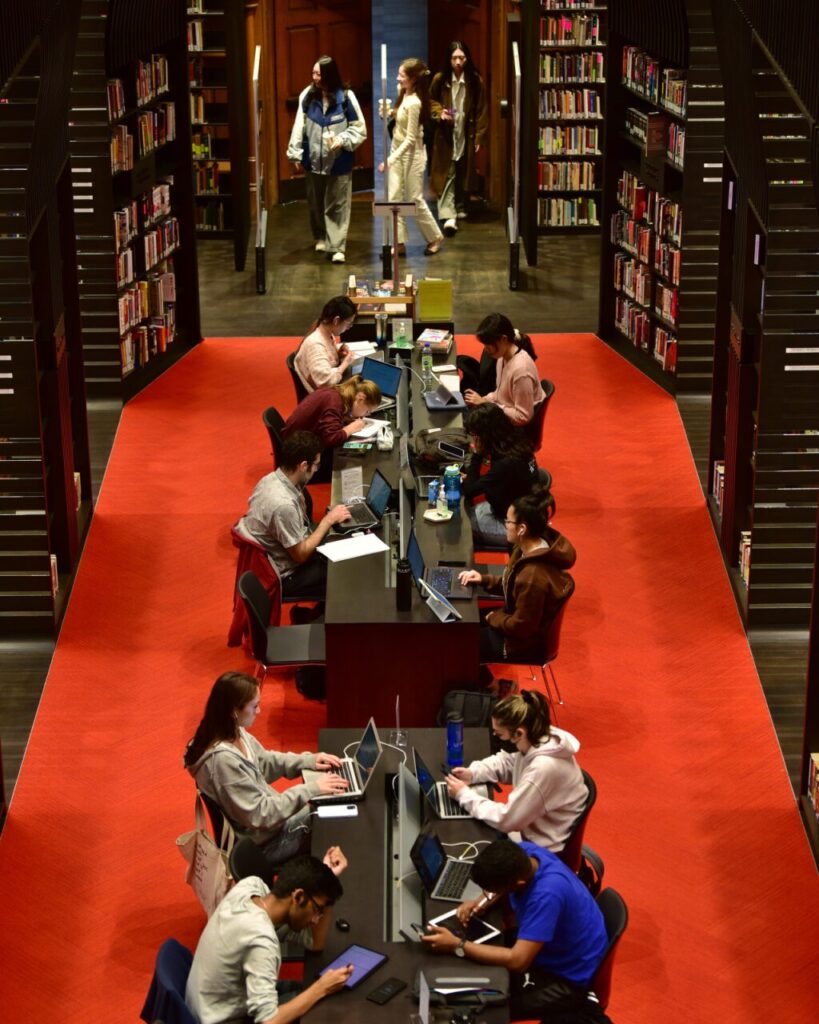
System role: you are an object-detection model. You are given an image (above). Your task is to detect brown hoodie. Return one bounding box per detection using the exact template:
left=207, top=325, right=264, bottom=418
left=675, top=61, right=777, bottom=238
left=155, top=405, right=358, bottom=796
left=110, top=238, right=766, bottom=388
left=480, top=527, right=576, bottom=659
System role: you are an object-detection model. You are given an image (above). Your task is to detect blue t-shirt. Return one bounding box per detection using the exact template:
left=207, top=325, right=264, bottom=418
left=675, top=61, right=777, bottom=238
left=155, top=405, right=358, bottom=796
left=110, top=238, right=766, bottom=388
left=510, top=842, right=609, bottom=986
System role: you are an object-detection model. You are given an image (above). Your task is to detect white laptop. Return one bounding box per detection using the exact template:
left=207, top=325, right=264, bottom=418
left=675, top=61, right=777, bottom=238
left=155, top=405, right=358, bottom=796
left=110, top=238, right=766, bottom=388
left=303, top=718, right=383, bottom=804
left=412, top=747, right=487, bottom=819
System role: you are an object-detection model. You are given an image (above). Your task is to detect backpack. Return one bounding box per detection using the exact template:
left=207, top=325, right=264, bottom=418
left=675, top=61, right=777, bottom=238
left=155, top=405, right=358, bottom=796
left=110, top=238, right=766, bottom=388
left=414, top=427, right=471, bottom=467
left=295, top=666, right=325, bottom=701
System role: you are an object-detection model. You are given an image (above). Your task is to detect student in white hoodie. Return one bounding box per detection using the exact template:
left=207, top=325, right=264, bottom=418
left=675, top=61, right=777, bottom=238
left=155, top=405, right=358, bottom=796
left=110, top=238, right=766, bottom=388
left=445, top=690, right=588, bottom=853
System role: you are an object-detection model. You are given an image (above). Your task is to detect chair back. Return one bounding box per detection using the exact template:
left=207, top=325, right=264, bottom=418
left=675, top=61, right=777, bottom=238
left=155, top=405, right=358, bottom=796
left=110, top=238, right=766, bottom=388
left=542, top=575, right=575, bottom=665
left=238, top=570, right=272, bottom=663
left=199, top=789, right=231, bottom=848
left=286, top=351, right=309, bottom=404
left=590, top=887, right=629, bottom=1010
left=229, top=835, right=275, bottom=885
left=262, top=407, right=286, bottom=466
left=525, top=379, right=555, bottom=453
left=558, top=769, right=597, bottom=873
left=139, top=938, right=196, bottom=1024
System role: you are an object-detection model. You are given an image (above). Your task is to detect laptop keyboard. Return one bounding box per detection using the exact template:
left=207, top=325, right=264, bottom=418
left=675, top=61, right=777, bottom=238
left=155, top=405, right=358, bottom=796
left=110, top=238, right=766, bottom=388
left=438, top=858, right=473, bottom=900
left=438, top=787, right=465, bottom=817
left=338, top=760, right=361, bottom=791
left=429, top=567, right=452, bottom=595
left=347, top=502, right=375, bottom=526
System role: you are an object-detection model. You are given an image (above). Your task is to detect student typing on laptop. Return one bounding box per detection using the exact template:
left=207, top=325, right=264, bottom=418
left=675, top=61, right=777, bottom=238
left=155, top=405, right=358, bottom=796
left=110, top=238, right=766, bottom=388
left=185, top=672, right=351, bottom=866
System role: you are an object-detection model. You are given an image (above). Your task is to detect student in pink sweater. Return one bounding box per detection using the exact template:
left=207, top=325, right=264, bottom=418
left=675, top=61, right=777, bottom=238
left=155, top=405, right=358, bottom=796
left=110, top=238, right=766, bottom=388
left=464, top=313, right=541, bottom=426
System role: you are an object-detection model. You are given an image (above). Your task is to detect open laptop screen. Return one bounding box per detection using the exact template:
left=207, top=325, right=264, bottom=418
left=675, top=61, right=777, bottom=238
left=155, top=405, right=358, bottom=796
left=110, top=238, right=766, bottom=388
left=362, top=356, right=402, bottom=398
left=366, top=470, right=392, bottom=517
left=413, top=748, right=439, bottom=805
left=406, top=530, right=425, bottom=588
left=355, top=719, right=382, bottom=785
left=410, top=831, right=447, bottom=894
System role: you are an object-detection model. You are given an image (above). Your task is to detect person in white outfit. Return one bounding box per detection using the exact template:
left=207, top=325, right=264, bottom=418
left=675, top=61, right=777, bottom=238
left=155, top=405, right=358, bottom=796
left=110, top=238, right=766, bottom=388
left=378, top=58, right=444, bottom=255
left=445, top=689, right=588, bottom=853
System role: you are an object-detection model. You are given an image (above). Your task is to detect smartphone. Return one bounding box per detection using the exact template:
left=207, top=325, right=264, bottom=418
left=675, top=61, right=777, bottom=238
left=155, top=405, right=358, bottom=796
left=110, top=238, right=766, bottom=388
left=410, top=922, right=428, bottom=939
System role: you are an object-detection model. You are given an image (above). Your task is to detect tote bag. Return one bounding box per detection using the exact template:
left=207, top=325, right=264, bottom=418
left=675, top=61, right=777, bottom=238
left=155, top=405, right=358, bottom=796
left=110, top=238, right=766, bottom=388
left=176, top=793, right=234, bottom=916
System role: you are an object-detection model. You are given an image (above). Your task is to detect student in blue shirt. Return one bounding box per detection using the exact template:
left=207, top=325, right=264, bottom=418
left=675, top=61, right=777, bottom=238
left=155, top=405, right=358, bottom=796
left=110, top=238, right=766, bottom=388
left=422, top=838, right=609, bottom=1021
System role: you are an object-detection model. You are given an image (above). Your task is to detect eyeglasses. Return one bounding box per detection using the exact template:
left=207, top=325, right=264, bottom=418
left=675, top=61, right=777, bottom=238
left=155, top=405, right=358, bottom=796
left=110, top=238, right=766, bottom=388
left=305, top=894, right=331, bottom=919
left=503, top=518, right=518, bottom=526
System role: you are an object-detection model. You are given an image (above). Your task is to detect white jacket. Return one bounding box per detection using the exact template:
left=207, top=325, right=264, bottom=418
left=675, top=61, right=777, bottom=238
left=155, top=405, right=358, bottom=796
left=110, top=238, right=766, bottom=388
left=456, top=728, right=588, bottom=852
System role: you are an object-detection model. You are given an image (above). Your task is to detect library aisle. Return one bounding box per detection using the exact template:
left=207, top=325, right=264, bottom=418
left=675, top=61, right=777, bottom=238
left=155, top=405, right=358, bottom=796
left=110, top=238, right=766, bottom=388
left=0, top=332, right=816, bottom=1022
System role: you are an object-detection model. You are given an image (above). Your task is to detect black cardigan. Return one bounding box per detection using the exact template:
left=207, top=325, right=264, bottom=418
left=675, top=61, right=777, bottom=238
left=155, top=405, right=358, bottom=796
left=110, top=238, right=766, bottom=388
left=462, top=452, right=537, bottom=520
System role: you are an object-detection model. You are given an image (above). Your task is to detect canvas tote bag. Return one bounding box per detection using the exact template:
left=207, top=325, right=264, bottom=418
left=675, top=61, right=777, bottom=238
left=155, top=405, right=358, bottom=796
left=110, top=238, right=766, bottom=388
left=176, top=793, right=234, bottom=916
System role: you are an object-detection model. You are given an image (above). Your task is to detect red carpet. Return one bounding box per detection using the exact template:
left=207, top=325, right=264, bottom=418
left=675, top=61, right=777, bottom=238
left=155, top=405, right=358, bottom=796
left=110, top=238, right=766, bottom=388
left=0, top=333, right=817, bottom=1023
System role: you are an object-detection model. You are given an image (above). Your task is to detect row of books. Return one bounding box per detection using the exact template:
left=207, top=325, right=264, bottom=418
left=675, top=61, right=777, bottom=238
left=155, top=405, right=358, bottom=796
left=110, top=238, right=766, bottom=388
left=538, top=196, right=599, bottom=227
left=807, top=756, right=819, bottom=823
left=622, top=45, right=688, bottom=115
left=107, top=78, right=126, bottom=122
left=114, top=200, right=139, bottom=253
left=116, top=248, right=134, bottom=289
left=614, top=296, right=678, bottom=372
left=539, top=89, right=601, bottom=120
left=739, top=530, right=751, bottom=586
left=616, top=170, right=683, bottom=245
left=653, top=328, right=677, bottom=373
left=192, top=132, right=215, bottom=159
left=611, top=211, right=651, bottom=263
left=712, top=460, right=726, bottom=513
left=190, top=93, right=206, bottom=124
left=542, top=0, right=598, bottom=7
left=118, top=267, right=176, bottom=336
left=655, top=240, right=681, bottom=286
left=136, top=103, right=176, bottom=158
left=624, top=107, right=667, bottom=155
left=667, top=123, right=685, bottom=168
left=539, top=52, right=604, bottom=84
left=662, top=69, right=687, bottom=115
left=188, top=20, right=205, bottom=52
left=614, top=253, right=651, bottom=306
left=540, top=14, right=601, bottom=47
left=144, top=218, right=180, bottom=271
left=538, top=125, right=600, bottom=155
left=110, top=126, right=134, bottom=173
left=136, top=55, right=169, bottom=107
left=143, top=182, right=173, bottom=226
left=195, top=201, right=228, bottom=231
left=121, top=310, right=176, bottom=375
left=114, top=183, right=173, bottom=256
left=194, top=162, right=222, bottom=194
left=538, top=160, right=598, bottom=192
left=349, top=278, right=413, bottom=298
left=656, top=281, right=679, bottom=325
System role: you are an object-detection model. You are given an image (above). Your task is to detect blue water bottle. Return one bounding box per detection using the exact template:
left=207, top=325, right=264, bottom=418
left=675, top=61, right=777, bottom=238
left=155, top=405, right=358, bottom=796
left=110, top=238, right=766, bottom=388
left=444, top=465, right=461, bottom=512
left=427, top=478, right=440, bottom=508
left=446, top=712, right=464, bottom=769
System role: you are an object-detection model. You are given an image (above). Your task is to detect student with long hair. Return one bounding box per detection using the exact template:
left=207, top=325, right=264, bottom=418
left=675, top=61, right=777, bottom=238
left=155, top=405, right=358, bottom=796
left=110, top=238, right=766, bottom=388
left=294, top=295, right=357, bottom=393
left=429, top=40, right=488, bottom=235
left=378, top=58, right=445, bottom=255
left=464, top=313, right=541, bottom=426
left=286, top=55, right=367, bottom=264
left=459, top=485, right=574, bottom=664
left=184, top=672, right=351, bottom=864
left=462, top=403, right=537, bottom=545
left=445, top=690, right=587, bottom=853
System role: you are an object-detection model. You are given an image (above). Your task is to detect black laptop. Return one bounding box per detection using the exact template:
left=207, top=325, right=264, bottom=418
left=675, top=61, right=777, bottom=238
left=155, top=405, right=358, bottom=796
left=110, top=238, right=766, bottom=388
left=407, top=528, right=472, bottom=600
left=360, top=356, right=402, bottom=411
left=333, top=468, right=392, bottom=534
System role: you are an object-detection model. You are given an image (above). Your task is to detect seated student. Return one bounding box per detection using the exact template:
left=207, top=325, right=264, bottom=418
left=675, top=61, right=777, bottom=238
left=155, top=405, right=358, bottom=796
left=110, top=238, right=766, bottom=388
left=282, top=376, right=382, bottom=481
left=235, top=431, right=351, bottom=603
left=422, top=839, right=609, bottom=1023
left=293, top=295, right=357, bottom=393
left=461, top=403, right=537, bottom=545
left=186, top=853, right=352, bottom=1024
left=445, top=690, right=587, bottom=853
left=184, top=672, right=351, bottom=865
left=464, top=313, right=541, bottom=426
left=458, top=485, right=574, bottom=665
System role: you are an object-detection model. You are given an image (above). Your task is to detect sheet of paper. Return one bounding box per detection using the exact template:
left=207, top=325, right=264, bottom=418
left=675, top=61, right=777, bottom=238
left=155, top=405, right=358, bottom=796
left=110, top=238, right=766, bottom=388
left=350, top=418, right=382, bottom=438
left=435, top=364, right=457, bottom=373
left=340, top=466, right=363, bottom=502
left=318, top=532, right=390, bottom=562
left=345, top=341, right=377, bottom=354
left=438, top=373, right=460, bottom=392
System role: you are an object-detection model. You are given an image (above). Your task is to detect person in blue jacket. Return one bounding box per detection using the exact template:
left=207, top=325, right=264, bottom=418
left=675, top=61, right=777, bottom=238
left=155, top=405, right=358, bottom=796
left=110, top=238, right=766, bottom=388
left=287, top=56, right=367, bottom=264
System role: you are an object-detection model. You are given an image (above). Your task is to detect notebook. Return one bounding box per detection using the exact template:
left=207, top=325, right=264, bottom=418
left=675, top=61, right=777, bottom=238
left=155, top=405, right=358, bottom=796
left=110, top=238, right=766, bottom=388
left=406, top=529, right=472, bottom=600
left=333, top=468, right=392, bottom=534
left=412, top=748, right=488, bottom=820
left=410, top=828, right=482, bottom=903
left=302, top=718, right=383, bottom=804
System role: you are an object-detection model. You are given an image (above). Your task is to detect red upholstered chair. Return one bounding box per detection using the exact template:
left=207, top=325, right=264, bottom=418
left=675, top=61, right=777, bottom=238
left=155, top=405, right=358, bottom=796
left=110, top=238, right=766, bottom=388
left=228, top=525, right=282, bottom=655
left=557, top=769, right=597, bottom=873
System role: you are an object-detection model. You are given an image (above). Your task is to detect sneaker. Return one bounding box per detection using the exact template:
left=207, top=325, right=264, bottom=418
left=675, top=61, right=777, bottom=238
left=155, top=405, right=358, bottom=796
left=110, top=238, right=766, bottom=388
left=314, top=241, right=327, bottom=253
left=456, top=210, right=468, bottom=220
left=443, top=218, right=458, bottom=236
left=331, top=251, right=346, bottom=263
left=424, top=237, right=444, bottom=255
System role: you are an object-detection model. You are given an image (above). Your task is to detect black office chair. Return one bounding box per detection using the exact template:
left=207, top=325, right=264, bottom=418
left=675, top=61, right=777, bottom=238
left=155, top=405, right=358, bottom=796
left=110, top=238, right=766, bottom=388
left=524, top=379, right=555, bottom=454
left=140, top=938, right=196, bottom=1024
left=199, top=789, right=233, bottom=849
left=558, top=769, right=597, bottom=874
left=238, top=570, right=326, bottom=685
left=286, top=351, right=309, bottom=405
left=262, top=406, right=286, bottom=467
left=472, top=467, right=553, bottom=557
left=589, top=888, right=629, bottom=1011
left=456, top=348, right=497, bottom=395
left=229, top=835, right=274, bottom=885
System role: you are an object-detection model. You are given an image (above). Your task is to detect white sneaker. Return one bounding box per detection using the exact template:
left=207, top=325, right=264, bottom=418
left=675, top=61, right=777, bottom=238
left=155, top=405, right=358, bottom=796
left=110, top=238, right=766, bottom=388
left=456, top=211, right=467, bottom=220
left=314, top=241, right=327, bottom=252
left=443, top=218, right=458, bottom=236
left=331, top=251, right=345, bottom=263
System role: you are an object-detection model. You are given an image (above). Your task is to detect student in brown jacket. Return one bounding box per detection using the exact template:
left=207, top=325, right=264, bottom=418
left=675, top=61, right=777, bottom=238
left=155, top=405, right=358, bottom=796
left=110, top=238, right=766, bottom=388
left=459, top=485, right=575, bottom=663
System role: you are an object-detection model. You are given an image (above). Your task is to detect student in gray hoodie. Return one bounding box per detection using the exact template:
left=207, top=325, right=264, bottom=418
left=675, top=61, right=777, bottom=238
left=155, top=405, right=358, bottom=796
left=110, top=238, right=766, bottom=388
left=185, top=672, right=350, bottom=864
left=445, top=690, right=587, bottom=853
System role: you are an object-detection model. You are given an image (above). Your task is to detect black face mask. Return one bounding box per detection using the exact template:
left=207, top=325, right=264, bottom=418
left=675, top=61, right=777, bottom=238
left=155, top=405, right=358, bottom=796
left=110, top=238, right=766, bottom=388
left=497, top=739, right=518, bottom=754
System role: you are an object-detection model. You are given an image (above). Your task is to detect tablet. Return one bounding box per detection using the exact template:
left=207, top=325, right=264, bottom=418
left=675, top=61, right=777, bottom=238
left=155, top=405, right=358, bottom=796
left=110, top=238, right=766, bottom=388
left=320, top=943, right=388, bottom=989
left=428, top=909, right=501, bottom=945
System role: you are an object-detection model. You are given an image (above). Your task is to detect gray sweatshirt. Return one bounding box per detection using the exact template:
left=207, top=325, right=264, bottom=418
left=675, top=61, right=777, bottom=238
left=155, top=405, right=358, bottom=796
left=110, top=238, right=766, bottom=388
left=188, top=728, right=321, bottom=847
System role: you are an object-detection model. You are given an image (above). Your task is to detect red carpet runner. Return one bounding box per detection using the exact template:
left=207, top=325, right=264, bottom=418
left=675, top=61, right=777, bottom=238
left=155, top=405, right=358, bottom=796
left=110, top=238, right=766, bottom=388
left=0, top=334, right=817, bottom=1023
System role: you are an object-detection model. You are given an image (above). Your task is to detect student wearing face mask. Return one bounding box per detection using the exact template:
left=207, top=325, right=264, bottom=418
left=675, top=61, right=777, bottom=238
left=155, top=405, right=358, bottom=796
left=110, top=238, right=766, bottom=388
left=443, top=690, right=588, bottom=853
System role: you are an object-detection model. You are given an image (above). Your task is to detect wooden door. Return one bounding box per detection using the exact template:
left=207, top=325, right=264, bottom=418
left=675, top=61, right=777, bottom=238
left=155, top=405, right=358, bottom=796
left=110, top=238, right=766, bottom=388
left=274, top=0, right=373, bottom=191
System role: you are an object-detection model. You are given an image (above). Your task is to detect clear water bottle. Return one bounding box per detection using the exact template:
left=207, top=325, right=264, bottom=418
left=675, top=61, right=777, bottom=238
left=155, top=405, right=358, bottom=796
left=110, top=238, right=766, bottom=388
left=421, top=342, right=433, bottom=384
left=444, top=464, right=461, bottom=512
left=446, top=712, right=464, bottom=769
left=436, top=478, right=448, bottom=515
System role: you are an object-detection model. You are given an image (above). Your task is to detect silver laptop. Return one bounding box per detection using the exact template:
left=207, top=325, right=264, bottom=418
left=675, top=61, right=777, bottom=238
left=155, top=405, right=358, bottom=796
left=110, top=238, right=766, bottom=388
left=410, top=828, right=482, bottom=903
left=303, top=718, right=383, bottom=803
left=333, top=468, right=392, bottom=534
left=412, top=748, right=487, bottom=820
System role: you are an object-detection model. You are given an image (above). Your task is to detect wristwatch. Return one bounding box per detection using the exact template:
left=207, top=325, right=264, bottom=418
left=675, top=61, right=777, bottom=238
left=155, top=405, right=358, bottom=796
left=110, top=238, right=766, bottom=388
left=454, top=938, right=467, bottom=958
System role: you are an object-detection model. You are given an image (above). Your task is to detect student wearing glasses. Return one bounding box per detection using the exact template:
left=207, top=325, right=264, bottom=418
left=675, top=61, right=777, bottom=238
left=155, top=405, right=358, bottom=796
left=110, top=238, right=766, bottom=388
left=464, top=313, right=541, bottom=427
left=444, top=690, right=588, bottom=854
left=294, top=295, right=357, bottom=393
left=186, top=853, right=353, bottom=1024
left=458, top=485, right=575, bottom=665
left=184, top=672, right=351, bottom=866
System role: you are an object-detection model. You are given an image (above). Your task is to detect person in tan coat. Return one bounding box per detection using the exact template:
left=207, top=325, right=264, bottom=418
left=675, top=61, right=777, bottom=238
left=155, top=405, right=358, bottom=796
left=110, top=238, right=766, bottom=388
left=429, top=41, right=488, bottom=235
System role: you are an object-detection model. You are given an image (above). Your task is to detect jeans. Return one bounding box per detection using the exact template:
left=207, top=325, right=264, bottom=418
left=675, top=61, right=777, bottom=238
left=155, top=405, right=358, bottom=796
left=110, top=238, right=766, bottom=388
left=468, top=502, right=507, bottom=546
left=260, top=804, right=313, bottom=866
left=281, top=557, right=327, bottom=601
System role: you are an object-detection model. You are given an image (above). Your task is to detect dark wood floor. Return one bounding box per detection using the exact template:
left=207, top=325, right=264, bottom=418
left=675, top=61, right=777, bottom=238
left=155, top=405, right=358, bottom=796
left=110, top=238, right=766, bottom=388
left=0, top=198, right=807, bottom=810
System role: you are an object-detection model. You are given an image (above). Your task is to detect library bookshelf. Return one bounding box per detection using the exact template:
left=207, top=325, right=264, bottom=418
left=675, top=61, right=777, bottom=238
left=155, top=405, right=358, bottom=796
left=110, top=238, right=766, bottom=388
left=187, top=0, right=250, bottom=270
left=597, top=0, right=724, bottom=394
left=70, top=0, right=201, bottom=400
